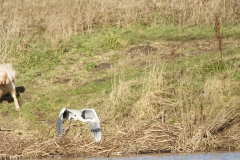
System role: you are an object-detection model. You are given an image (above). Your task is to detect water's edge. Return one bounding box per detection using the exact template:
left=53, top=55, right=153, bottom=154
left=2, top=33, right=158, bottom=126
left=42, top=152, right=240, bottom=160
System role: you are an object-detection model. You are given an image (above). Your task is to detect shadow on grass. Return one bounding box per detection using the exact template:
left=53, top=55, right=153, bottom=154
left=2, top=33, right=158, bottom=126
left=16, top=86, right=25, bottom=97
left=0, top=86, right=25, bottom=104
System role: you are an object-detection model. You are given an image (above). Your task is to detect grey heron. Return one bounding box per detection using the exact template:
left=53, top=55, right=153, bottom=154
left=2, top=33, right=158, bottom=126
left=56, top=108, right=101, bottom=142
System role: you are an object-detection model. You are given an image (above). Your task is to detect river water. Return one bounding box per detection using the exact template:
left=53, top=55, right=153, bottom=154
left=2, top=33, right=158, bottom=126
left=53, top=152, right=240, bottom=160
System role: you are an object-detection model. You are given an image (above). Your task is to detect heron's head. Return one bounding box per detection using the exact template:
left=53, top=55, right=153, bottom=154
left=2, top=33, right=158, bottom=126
left=0, top=72, right=9, bottom=85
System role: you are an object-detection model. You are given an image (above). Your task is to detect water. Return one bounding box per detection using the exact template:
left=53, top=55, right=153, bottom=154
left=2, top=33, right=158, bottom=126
left=52, top=152, right=240, bottom=160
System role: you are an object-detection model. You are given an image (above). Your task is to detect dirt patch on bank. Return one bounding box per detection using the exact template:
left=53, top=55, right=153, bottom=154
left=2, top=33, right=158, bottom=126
left=0, top=130, right=31, bottom=158
left=124, top=38, right=238, bottom=64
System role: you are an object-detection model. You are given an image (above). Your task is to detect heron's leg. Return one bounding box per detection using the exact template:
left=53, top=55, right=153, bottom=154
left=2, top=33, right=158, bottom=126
left=63, top=120, right=72, bottom=136
left=66, top=120, right=72, bottom=132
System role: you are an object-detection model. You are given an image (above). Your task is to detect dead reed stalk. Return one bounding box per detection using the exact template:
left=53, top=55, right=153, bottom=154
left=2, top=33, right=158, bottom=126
left=170, top=45, right=177, bottom=61
left=214, top=14, right=223, bottom=60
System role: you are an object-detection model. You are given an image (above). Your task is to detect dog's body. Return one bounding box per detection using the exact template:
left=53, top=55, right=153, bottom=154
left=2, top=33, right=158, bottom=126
left=0, top=63, right=20, bottom=111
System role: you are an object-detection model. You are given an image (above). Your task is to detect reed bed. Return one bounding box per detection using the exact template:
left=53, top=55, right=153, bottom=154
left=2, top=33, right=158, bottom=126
left=19, top=120, right=181, bottom=158
left=1, top=101, right=239, bottom=159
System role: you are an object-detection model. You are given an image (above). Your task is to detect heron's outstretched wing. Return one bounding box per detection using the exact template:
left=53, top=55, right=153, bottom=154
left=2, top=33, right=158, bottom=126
left=89, top=120, right=101, bottom=142
left=56, top=108, right=73, bottom=137
left=82, top=109, right=101, bottom=142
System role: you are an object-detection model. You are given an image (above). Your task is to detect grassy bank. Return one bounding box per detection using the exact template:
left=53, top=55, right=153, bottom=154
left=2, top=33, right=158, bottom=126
left=0, top=0, right=240, bottom=159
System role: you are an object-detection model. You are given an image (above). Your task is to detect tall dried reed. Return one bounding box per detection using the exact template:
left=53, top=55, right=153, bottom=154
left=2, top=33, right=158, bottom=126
left=109, top=63, right=240, bottom=152
left=214, top=14, right=223, bottom=60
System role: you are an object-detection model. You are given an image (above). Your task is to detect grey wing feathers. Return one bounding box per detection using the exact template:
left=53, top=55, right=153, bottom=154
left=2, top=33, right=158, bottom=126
left=82, top=109, right=101, bottom=142
left=56, top=108, right=71, bottom=137
left=89, top=121, right=101, bottom=142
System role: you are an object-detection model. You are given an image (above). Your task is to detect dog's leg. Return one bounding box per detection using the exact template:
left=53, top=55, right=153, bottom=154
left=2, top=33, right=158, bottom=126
left=11, top=90, right=20, bottom=111
left=8, top=80, right=20, bottom=111
left=9, top=83, right=20, bottom=111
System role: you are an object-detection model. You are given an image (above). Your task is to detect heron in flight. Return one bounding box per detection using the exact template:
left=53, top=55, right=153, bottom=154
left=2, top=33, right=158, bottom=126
left=56, top=108, right=101, bottom=142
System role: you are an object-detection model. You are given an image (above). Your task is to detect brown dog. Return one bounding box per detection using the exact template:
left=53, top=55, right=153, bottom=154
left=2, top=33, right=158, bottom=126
left=0, top=63, right=20, bottom=111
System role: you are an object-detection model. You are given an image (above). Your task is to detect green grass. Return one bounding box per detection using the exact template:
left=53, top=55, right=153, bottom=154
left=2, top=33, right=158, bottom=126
left=68, top=79, right=112, bottom=95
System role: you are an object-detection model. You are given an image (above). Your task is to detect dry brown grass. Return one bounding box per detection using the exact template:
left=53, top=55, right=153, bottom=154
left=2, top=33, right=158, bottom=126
left=18, top=119, right=181, bottom=158
left=106, top=58, right=240, bottom=154
left=0, top=0, right=240, bottom=42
